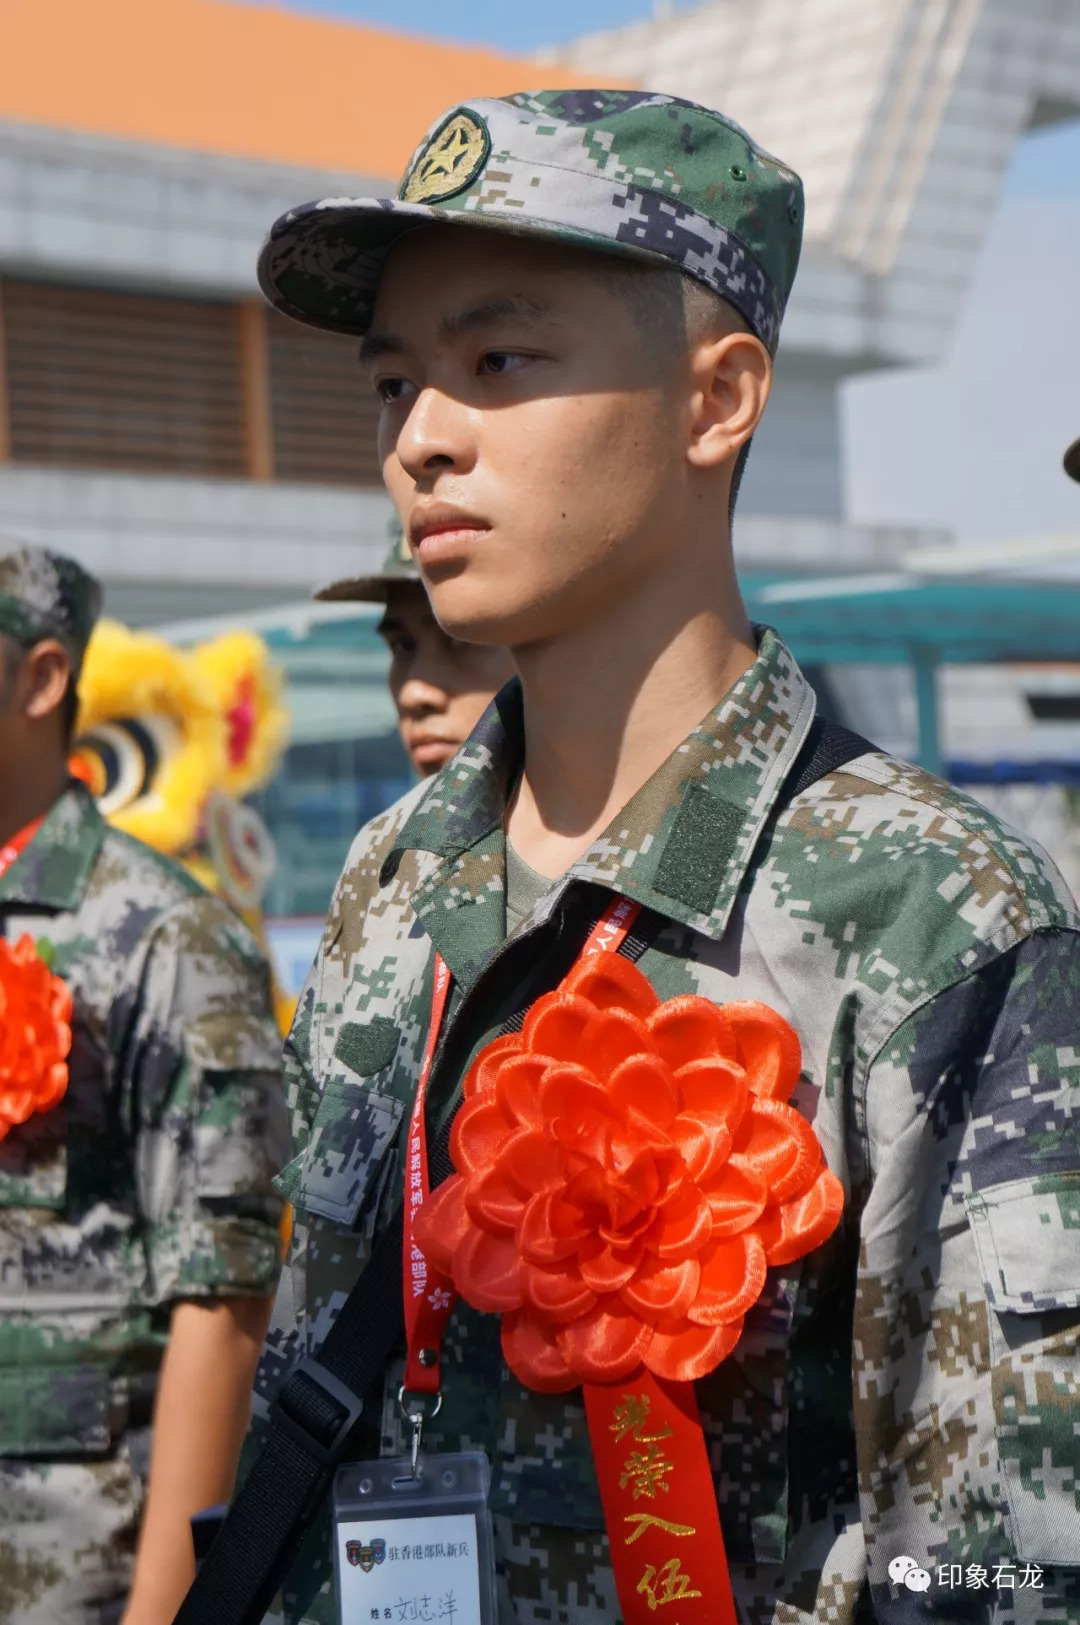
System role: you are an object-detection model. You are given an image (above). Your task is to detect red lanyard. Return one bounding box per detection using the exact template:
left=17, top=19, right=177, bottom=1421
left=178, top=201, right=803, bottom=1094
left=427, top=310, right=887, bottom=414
left=402, top=954, right=455, bottom=1393
left=0, top=815, right=44, bottom=883
left=402, top=893, right=642, bottom=1395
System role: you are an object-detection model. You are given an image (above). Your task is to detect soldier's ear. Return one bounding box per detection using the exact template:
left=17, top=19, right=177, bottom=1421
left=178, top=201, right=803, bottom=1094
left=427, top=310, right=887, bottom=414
left=22, top=639, right=73, bottom=724
left=684, top=330, right=771, bottom=474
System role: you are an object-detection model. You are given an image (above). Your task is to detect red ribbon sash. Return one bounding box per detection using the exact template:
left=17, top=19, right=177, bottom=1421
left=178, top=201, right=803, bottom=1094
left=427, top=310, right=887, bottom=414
left=586, top=1376, right=737, bottom=1625
left=406, top=895, right=740, bottom=1623
left=0, top=815, right=44, bottom=882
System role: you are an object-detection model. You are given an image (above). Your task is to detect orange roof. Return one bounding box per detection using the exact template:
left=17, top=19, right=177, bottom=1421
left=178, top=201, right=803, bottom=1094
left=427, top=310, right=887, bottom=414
left=0, top=0, right=606, bottom=181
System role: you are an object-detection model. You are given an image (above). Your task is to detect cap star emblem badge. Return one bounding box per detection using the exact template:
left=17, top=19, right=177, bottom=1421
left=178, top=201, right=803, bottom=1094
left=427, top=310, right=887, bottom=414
left=401, top=110, right=490, bottom=204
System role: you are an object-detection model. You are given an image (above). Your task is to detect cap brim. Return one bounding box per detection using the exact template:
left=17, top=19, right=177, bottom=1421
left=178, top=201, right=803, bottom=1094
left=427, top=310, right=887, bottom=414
left=1065, top=438, right=1080, bottom=483
left=314, top=572, right=422, bottom=603
left=258, top=196, right=670, bottom=336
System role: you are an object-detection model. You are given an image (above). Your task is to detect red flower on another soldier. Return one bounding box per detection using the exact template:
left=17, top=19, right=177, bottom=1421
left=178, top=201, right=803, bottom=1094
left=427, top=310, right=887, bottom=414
left=415, top=954, right=843, bottom=1393
left=0, top=934, right=73, bottom=1141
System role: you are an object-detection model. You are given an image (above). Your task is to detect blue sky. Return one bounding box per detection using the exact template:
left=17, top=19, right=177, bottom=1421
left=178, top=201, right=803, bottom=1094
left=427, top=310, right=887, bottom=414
left=270, top=0, right=662, bottom=52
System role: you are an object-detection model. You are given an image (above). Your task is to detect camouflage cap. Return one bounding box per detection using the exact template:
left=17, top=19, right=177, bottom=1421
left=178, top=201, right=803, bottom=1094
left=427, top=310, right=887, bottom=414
left=258, top=89, right=804, bottom=355
left=314, top=516, right=420, bottom=604
left=1065, top=438, right=1080, bottom=483
left=0, top=545, right=102, bottom=674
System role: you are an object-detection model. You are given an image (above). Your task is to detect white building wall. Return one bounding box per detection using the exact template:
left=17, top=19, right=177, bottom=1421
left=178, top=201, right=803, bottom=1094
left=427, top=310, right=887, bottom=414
left=551, top=0, right=1080, bottom=368
left=542, top=0, right=903, bottom=248
left=0, top=119, right=380, bottom=299
left=0, top=465, right=394, bottom=620
left=738, top=355, right=845, bottom=520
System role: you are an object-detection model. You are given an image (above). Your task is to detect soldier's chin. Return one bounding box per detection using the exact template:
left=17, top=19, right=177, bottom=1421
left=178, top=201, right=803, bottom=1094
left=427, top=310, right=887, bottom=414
left=430, top=596, right=526, bottom=650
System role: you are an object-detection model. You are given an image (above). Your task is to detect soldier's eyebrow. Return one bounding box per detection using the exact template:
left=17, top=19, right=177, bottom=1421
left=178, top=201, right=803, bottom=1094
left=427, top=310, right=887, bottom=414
left=438, top=296, right=559, bottom=341
left=359, top=332, right=405, bottom=367
left=360, top=297, right=560, bottom=366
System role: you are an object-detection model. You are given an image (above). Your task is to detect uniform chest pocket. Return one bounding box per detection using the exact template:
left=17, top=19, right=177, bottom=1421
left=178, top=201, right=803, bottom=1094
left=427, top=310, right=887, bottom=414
left=296, top=1080, right=404, bottom=1228
left=277, top=1016, right=407, bottom=1231
left=0, top=1104, right=68, bottom=1210
left=965, top=1172, right=1080, bottom=1566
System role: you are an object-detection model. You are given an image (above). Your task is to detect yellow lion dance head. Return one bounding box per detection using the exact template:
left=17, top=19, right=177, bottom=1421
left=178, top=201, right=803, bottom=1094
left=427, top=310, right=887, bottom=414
left=71, top=623, right=294, bottom=1029
left=72, top=623, right=288, bottom=857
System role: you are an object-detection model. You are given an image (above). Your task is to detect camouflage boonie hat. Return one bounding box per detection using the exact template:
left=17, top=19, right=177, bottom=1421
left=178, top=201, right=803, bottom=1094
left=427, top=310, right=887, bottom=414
left=1065, top=438, right=1080, bottom=483
left=314, top=516, right=419, bottom=604
left=258, top=89, right=804, bottom=355
left=0, top=545, right=102, bottom=674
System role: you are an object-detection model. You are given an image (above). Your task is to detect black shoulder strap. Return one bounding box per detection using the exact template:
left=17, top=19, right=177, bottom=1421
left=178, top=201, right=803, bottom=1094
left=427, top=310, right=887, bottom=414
left=779, top=715, right=873, bottom=809
left=174, top=710, right=874, bottom=1625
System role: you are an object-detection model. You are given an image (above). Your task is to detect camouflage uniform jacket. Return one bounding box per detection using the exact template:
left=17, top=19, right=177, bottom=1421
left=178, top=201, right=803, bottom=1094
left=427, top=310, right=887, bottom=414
left=253, top=629, right=1080, bottom=1624
left=0, top=783, right=290, bottom=1621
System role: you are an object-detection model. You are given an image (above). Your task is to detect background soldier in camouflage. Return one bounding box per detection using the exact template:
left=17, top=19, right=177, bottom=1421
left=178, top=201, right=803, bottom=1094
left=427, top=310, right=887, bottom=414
left=0, top=546, right=291, bottom=1624
left=245, top=92, right=1080, bottom=1622
left=316, top=518, right=514, bottom=777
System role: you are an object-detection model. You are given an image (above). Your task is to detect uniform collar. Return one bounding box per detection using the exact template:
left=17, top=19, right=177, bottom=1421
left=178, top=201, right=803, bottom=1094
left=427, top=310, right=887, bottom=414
left=390, top=680, right=524, bottom=866
left=390, top=628, right=815, bottom=984
left=572, top=626, right=816, bottom=938
left=0, top=781, right=106, bottom=912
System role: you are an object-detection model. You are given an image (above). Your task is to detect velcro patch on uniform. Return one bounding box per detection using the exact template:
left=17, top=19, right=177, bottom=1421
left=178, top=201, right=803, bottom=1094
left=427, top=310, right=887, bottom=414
left=333, top=1017, right=399, bottom=1078
left=654, top=784, right=743, bottom=915
left=0, top=1365, right=110, bottom=1456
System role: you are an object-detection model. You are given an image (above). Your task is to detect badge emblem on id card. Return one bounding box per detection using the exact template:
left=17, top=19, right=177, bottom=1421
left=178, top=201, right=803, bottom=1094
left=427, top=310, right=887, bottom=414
left=333, top=1452, right=496, bottom=1624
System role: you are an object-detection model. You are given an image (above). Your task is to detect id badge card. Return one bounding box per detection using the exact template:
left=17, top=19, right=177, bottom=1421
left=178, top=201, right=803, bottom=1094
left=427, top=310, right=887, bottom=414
left=332, top=1452, right=497, bottom=1625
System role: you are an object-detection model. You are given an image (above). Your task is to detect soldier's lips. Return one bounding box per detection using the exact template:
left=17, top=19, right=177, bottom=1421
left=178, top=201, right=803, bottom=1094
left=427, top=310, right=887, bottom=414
left=409, top=734, right=458, bottom=768
left=411, top=510, right=490, bottom=566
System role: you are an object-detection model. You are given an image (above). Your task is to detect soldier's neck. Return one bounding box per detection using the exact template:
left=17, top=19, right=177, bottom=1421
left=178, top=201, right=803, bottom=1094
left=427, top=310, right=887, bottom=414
left=506, top=569, right=754, bottom=880
left=0, top=754, right=68, bottom=848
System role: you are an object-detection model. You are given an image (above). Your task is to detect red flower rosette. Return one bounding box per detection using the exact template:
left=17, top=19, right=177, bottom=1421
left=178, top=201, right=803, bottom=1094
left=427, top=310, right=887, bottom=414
left=0, top=934, right=73, bottom=1141
left=415, top=954, right=843, bottom=1392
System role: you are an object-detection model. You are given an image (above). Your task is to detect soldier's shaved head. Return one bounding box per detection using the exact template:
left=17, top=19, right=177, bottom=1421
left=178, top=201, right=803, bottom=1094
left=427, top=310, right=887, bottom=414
left=594, top=259, right=749, bottom=352
left=0, top=631, right=19, bottom=698
left=592, top=260, right=756, bottom=517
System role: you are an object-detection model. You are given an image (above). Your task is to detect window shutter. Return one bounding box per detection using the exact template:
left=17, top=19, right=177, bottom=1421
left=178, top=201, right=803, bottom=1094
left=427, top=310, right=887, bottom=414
left=267, top=314, right=380, bottom=486
left=2, top=278, right=246, bottom=477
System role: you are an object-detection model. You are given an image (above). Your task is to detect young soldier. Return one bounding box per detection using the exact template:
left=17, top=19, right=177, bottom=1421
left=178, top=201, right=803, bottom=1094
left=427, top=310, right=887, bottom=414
left=315, top=523, right=514, bottom=777
left=231, top=93, right=1078, bottom=1622
left=0, top=547, right=291, bottom=1623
